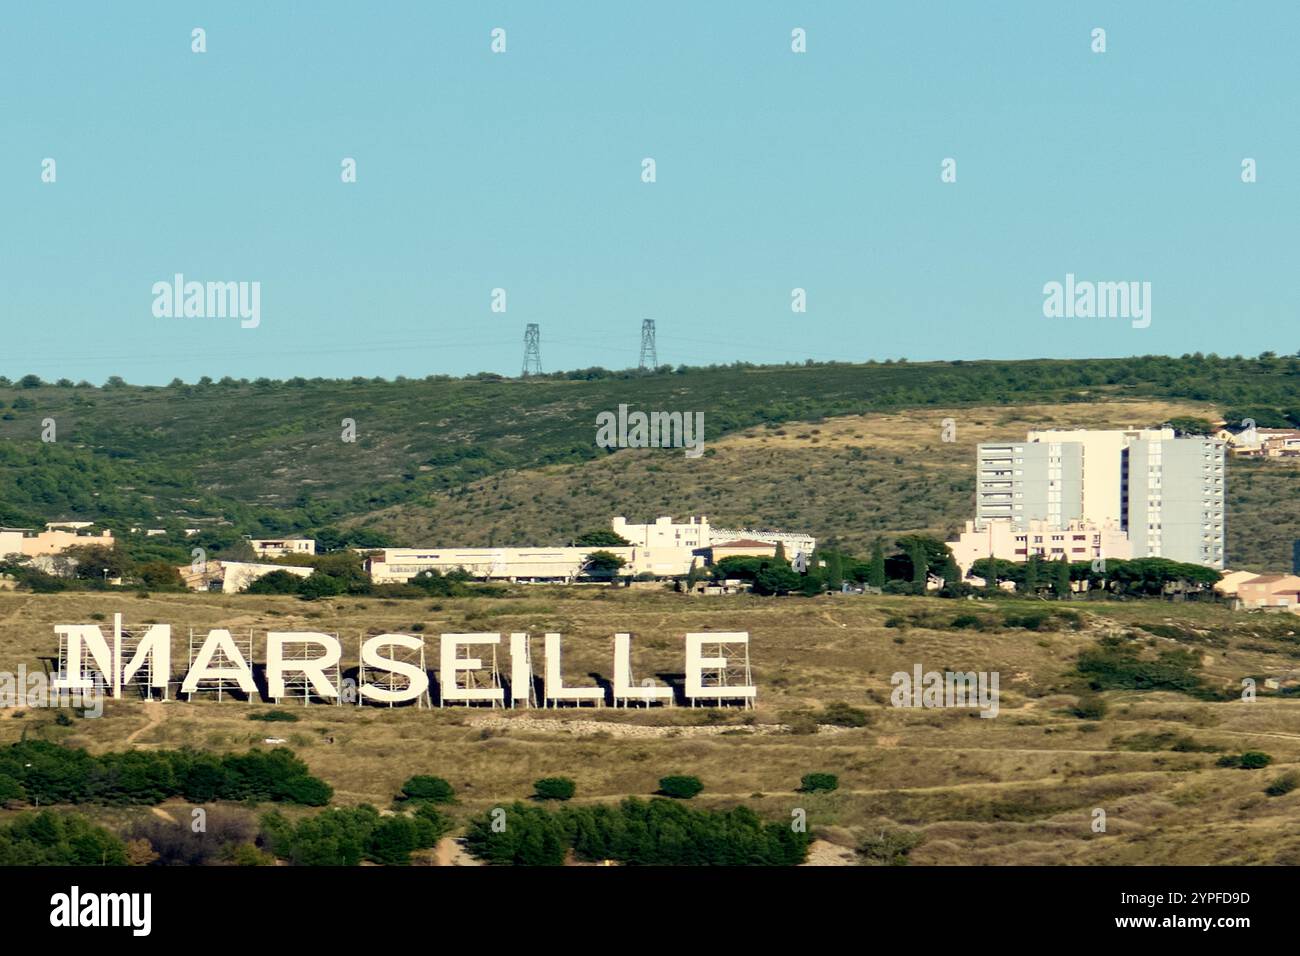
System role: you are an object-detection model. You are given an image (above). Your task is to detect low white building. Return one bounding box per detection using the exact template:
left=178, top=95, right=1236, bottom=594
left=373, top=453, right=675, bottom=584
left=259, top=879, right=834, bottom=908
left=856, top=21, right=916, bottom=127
left=368, top=516, right=816, bottom=584
left=369, top=546, right=649, bottom=584
left=178, top=560, right=314, bottom=593
left=613, top=515, right=815, bottom=561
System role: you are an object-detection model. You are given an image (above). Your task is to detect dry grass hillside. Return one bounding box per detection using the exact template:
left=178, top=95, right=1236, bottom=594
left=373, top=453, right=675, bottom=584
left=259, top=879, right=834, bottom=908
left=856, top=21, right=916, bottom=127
left=349, top=399, right=1300, bottom=571
left=4, top=588, right=1300, bottom=865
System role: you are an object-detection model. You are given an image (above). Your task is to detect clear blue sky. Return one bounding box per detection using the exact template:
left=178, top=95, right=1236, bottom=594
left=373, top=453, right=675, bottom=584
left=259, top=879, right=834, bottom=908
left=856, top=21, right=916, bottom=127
left=4, top=1, right=1296, bottom=385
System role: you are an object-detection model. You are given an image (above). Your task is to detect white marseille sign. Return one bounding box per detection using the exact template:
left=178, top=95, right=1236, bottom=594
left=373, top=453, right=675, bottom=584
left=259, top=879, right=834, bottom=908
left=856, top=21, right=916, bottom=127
left=50, top=615, right=756, bottom=707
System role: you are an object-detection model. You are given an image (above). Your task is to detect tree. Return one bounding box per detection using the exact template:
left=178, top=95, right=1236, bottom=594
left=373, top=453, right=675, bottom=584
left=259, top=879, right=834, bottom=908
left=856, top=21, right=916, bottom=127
left=1166, top=416, right=1215, bottom=436
left=908, top=540, right=928, bottom=587
left=799, top=773, right=838, bottom=793
left=533, top=777, right=576, bottom=801
left=218, top=538, right=258, bottom=562
left=940, top=555, right=962, bottom=589
left=658, top=775, right=703, bottom=799
left=136, top=561, right=186, bottom=592
left=685, top=557, right=702, bottom=590
left=573, top=529, right=631, bottom=547
left=867, top=539, right=886, bottom=588
left=774, top=541, right=787, bottom=565
left=582, top=550, right=626, bottom=578
left=367, top=817, right=419, bottom=865
left=63, top=544, right=130, bottom=583
left=894, top=535, right=951, bottom=581
left=400, top=776, right=455, bottom=804
left=244, top=570, right=303, bottom=594
left=1022, top=556, right=1040, bottom=594
left=1052, top=555, right=1071, bottom=598
left=753, top=563, right=801, bottom=596
left=826, top=553, right=844, bottom=591
left=298, top=572, right=344, bottom=600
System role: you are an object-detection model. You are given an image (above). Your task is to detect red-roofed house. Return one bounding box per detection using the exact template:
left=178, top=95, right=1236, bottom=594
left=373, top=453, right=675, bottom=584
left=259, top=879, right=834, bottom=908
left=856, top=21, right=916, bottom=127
left=1237, top=574, right=1300, bottom=613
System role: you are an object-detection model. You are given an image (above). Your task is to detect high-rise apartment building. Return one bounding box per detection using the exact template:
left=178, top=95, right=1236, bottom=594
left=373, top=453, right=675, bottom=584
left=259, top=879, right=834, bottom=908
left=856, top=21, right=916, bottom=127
left=1123, top=435, right=1225, bottom=568
left=973, top=428, right=1225, bottom=568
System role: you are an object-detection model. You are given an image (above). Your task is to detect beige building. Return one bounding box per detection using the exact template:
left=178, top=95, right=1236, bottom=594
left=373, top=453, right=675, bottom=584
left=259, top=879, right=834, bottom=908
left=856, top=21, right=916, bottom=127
left=710, top=539, right=778, bottom=562
left=1236, top=574, right=1300, bottom=613
left=1214, top=569, right=1261, bottom=599
left=1023, top=427, right=1176, bottom=527
left=947, top=517, right=1131, bottom=576
left=0, top=526, right=115, bottom=558
left=250, top=538, right=317, bottom=558
left=1224, top=428, right=1300, bottom=458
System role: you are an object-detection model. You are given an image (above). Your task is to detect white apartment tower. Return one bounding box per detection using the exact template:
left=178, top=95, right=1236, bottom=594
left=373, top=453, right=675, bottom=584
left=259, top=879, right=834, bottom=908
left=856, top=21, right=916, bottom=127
left=974, top=428, right=1225, bottom=569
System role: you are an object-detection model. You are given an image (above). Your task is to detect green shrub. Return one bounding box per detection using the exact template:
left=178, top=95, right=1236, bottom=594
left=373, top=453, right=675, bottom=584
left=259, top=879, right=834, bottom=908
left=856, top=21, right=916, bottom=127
left=818, top=702, right=871, bottom=727
left=368, top=816, right=420, bottom=866
left=411, top=803, right=452, bottom=846
left=1218, top=751, right=1273, bottom=770
left=658, top=775, right=704, bottom=799
left=858, top=827, right=924, bottom=866
left=248, top=710, right=300, bottom=723
left=275, top=775, right=333, bottom=806
left=1003, top=613, right=1050, bottom=631
left=0, top=740, right=330, bottom=808
left=0, top=810, right=127, bottom=866
left=1072, top=694, right=1108, bottom=720
left=464, top=798, right=809, bottom=866
left=1265, top=772, right=1300, bottom=797
left=1076, top=635, right=1207, bottom=696
left=400, top=775, right=455, bottom=804
left=799, top=773, right=839, bottom=793
left=533, top=777, right=576, bottom=801
left=0, top=775, right=24, bottom=805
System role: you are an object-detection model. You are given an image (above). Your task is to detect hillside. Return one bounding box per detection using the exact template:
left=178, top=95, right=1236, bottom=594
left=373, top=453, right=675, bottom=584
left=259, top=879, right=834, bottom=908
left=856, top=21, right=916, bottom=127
left=0, top=354, right=1295, bottom=567
left=5, top=589, right=1300, bottom=865
left=351, top=398, right=1300, bottom=571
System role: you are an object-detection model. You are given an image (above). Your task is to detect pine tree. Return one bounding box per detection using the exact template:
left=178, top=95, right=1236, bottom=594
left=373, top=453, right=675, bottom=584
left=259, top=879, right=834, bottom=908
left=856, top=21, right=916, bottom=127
left=867, top=539, right=886, bottom=587
left=827, top=553, right=844, bottom=591
left=1023, top=556, right=1039, bottom=594
left=984, top=551, right=1000, bottom=592
left=909, top=541, right=928, bottom=587
left=942, top=556, right=961, bottom=589
left=1053, top=554, right=1071, bottom=598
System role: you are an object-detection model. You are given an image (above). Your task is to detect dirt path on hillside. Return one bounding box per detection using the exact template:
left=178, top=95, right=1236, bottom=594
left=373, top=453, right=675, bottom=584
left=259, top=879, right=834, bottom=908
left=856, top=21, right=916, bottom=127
left=802, top=839, right=857, bottom=866
left=0, top=597, right=32, bottom=625
left=434, top=838, right=482, bottom=866
left=125, top=702, right=167, bottom=745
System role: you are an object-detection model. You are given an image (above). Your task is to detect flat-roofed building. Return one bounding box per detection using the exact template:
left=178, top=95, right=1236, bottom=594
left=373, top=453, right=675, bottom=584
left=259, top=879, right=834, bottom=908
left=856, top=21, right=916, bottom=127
left=1124, top=435, right=1225, bottom=568
left=250, top=538, right=317, bottom=558
left=973, top=428, right=1225, bottom=570
left=0, top=526, right=115, bottom=558
left=368, top=546, right=642, bottom=584
left=948, top=518, right=1131, bottom=575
